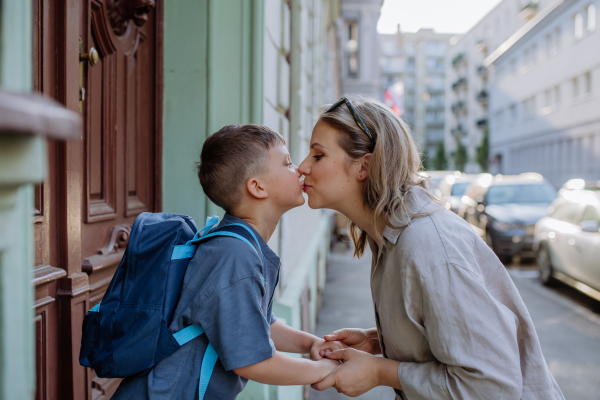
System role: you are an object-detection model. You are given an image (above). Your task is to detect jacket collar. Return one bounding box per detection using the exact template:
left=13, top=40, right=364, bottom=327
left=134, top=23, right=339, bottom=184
left=220, top=213, right=281, bottom=266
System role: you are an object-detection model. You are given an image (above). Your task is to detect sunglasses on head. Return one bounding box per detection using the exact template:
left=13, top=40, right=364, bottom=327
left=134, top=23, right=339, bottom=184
left=325, top=97, right=375, bottom=145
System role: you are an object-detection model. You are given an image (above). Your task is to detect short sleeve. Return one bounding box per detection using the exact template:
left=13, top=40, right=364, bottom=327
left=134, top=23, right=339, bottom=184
left=194, top=276, right=276, bottom=371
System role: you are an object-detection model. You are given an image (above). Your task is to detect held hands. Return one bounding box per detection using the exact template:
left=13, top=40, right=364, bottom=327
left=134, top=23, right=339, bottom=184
left=322, top=328, right=381, bottom=356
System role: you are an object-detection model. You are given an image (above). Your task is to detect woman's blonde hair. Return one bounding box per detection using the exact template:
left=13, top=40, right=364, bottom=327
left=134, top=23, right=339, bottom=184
left=318, top=95, right=437, bottom=258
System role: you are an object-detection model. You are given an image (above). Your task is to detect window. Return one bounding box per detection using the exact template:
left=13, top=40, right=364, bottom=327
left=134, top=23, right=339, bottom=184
left=545, top=89, right=552, bottom=108
left=574, top=13, right=584, bottom=38
left=510, top=58, right=517, bottom=75
left=586, top=4, right=596, bottom=31
left=554, top=85, right=561, bottom=105
left=545, top=33, right=552, bottom=54
left=563, top=202, right=583, bottom=224
left=555, top=27, right=562, bottom=50
left=584, top=71, right=592, bottom=94
left=346, top=21, right=359, bottom=78
left=572, top=77, right=579, bottom=98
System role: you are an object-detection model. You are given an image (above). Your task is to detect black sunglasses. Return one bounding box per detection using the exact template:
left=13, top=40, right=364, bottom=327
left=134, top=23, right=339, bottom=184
left=325, top=97, right=375, bottom=145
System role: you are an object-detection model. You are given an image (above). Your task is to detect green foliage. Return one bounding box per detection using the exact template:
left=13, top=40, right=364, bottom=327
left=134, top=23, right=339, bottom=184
left=421, top=148, right=429, bottom=170
left=476, top=131, right=489, bottom=172
left=454, top=141, right=467, bottom=172
left=433, top=142, right=448, bottom=171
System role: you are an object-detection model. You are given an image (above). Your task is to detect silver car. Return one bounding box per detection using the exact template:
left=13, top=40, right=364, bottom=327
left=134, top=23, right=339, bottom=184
left=534, top=190, right=600, bottom=301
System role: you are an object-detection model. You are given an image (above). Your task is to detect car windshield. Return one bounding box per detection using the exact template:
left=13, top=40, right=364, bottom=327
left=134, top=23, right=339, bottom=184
left=451, top=182, right=470, bottom=197
left=486, top=183, right=557, bottom=204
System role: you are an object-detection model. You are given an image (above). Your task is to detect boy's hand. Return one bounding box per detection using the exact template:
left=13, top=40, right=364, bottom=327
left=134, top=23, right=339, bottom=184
left=309, top=338, right=347, bottom=360
left=316, top=358, right=342, bottom=382
left=323, top=328, right=381, bottom=355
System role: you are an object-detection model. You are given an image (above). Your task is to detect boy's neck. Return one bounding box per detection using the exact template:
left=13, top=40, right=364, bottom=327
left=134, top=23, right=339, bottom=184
left=229, top=206, right=283, bottom=244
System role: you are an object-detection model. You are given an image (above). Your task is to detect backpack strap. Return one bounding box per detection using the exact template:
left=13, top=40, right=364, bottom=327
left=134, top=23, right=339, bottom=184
left=173, top=325, right=218, bottom=400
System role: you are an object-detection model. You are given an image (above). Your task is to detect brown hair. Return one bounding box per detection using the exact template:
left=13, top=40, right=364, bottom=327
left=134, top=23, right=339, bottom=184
left=197, top=124, right=285, bottom=213
left=318, top=95, right=439, bottom=258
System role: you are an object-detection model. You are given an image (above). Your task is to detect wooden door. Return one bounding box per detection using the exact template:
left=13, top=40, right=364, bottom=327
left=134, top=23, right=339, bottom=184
left=32, top=1, right=163, bottom=399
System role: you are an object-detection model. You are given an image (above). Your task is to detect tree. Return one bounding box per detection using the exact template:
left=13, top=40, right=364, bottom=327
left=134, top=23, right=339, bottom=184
left=476, top=131, right=489, bottom=172
left=433, top=142, right=448, bottom=170
left=454, top=141, right=467, bottom=172
left=420, top=148, right=429, bottom=170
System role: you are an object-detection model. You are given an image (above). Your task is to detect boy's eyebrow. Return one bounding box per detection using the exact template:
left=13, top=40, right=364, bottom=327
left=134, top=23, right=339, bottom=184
left=310, top=143, right=327, bottom=150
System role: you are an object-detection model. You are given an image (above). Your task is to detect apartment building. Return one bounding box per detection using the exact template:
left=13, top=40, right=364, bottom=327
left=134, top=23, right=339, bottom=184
left=486, top=0, right=599, bottom=187
left=380, top=27, right=454, bottom=158
left=445, top=0, right=556, bottom=172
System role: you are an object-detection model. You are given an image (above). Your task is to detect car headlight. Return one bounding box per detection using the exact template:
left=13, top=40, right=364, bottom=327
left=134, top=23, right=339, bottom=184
left=492, top=221, right=525, bottom=231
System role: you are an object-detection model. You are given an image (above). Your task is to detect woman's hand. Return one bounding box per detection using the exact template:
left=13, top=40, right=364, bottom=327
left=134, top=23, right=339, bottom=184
left=321, top=328, right=381, bottom=356
left=310, top=337, right=347, bottom=360
left=312, top=348, right=401, bottom=396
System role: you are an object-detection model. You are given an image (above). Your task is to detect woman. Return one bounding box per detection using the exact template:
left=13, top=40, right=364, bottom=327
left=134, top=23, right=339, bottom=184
left=299, top=96, right=564, bottom=399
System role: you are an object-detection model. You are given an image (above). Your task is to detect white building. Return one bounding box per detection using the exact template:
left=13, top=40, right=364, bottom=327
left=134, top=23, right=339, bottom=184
left=485, top=0, right=599, bottom=187
left=340, top=0, right=383, bottom=97
left=445, top=0, right=556, bottom=172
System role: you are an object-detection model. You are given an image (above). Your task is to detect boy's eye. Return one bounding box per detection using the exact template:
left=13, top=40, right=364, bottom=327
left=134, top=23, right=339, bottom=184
left=286, top=162, right=293, bottom=167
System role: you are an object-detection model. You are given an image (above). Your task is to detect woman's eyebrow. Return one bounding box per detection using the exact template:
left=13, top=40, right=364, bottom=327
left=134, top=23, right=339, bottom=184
left=310, top=143, right=327, bottom=150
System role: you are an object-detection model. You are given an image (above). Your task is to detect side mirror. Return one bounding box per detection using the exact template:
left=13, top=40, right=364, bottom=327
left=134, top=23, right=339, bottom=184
left=580, top=220, right=600, bottom=233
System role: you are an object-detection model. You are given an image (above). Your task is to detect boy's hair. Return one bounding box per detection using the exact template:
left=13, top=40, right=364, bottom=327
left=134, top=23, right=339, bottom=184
left=197, top=124, right=286, bottom=213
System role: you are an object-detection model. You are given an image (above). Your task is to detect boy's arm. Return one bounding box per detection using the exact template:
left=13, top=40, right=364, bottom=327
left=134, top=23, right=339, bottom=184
left=270, top=320, right=347, bottom=358
left=233, top=351, right=339, bottom=385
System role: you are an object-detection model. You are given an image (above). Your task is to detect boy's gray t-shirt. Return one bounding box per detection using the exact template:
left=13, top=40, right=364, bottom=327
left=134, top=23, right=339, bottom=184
left=113, top=214, right=280, bottom=400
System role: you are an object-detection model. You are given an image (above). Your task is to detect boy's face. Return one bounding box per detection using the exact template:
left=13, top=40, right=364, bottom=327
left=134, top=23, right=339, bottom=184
left=260, top=143, right=305, bottom=212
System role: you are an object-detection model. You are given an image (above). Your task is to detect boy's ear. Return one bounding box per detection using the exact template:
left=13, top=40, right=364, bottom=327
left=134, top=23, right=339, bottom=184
left=357, top=153, right=372, bottom=181
left=246, top=177, right=269, bottom=200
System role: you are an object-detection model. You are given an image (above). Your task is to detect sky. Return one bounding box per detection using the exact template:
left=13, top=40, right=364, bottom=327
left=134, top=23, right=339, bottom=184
left=377, top=0, right=504, bottom=35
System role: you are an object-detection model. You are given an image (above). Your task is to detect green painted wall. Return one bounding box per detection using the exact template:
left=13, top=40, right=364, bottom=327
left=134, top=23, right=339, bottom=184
left=162, top=0, right=264, bottom=223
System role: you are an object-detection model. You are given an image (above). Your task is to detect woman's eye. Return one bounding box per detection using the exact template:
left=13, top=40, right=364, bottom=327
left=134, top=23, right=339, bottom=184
left=313, top=155, right=323, bottom=161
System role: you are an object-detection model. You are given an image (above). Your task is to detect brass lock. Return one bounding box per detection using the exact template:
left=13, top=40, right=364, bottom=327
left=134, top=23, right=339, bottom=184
left=80, top=47, right=99, bottom=67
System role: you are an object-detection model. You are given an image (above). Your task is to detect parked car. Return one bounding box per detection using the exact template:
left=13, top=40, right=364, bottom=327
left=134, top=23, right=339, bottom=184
left=437, top=173, right=478, bottom=214
left=419, top=170, right=457, bottom=186
left=534, top=190, right=600, bottom=301
left=460, top=173, right=557, bottom=263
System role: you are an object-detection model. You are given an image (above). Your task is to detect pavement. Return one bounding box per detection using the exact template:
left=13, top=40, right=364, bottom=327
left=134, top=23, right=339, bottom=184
left=309, top=245, right=600, bottom=400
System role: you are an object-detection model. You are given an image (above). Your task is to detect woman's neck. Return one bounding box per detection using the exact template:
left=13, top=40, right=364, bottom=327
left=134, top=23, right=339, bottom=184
left=336, top=200, right=386, bottom=243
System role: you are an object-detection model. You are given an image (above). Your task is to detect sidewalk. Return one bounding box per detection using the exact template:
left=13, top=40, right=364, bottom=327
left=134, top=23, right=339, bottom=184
left=309, top=244, right=396, bottom=400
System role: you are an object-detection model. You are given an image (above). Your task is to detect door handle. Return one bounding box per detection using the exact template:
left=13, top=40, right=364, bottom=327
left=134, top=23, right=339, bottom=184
left=79, top=47, right=99, bottom=67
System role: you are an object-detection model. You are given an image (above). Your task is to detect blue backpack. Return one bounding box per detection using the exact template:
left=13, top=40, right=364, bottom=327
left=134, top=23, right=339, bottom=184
left=79, top=212, right=262, bottom=400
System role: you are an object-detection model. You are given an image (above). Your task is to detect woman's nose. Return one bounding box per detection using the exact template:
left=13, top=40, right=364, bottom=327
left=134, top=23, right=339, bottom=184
left=298, top=156, right=310, bottom=175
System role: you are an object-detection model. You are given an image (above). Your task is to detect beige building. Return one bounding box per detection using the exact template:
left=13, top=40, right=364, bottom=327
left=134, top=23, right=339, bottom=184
left=445, top=0, right=556, bottom=172
left=380, top=28, right=454, bottom=157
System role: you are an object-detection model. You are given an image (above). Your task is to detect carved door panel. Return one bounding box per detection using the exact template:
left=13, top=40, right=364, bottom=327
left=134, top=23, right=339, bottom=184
left=32, top=1, right=162, bottom=399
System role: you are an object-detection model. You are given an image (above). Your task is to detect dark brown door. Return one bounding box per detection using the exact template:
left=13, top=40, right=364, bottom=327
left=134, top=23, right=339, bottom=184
left=32, top=1, right=162, bottom=399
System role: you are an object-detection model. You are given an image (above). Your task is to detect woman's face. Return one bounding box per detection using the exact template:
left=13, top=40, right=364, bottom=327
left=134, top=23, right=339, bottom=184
left=298, top=120, right=363, bottom=210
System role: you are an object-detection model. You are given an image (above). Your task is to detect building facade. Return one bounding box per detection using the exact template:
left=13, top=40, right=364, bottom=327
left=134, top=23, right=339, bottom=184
left=1, top=1, right=341, bottom=399
left=380, top=28, right=454, bottom=158
left=486, top=0, right=599, bottom=188
left=339, top=0, right=383, bottom=98
left=444, top=0, right=556, bottom=172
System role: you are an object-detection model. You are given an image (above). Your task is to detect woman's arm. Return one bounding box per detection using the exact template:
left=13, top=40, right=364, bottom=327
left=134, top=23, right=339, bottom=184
left=233, top=351, right=339, bottom=385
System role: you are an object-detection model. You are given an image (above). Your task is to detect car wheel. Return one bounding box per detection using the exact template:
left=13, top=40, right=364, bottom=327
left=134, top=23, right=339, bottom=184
left=537, top=244, right=556, bottom=287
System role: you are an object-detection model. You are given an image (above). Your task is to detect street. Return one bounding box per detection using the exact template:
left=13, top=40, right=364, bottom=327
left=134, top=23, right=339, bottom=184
left=310, top=245, right=600, bottom=400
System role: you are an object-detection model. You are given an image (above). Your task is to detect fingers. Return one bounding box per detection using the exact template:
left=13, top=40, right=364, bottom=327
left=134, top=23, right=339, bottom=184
left=324, top=348, right=349, bottom=361
left=324, top=328, right=351, bottom=342
left=312, top=369, right=338, bottom=391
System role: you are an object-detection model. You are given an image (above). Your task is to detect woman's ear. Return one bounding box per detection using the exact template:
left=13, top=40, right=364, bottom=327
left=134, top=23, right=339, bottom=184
left=246, top=177, right=269, bottom=199
left=357, top=153, right=372, bottom=181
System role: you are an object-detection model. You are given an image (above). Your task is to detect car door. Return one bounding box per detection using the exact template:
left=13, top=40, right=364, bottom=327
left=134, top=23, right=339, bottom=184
left=573, top=204, right=600, bottom=291
left=558, top=202, right=586, bottom=281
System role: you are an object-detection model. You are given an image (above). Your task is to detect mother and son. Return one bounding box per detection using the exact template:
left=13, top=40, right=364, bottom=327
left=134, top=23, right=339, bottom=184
left=113, top=96, right=564, bottom=399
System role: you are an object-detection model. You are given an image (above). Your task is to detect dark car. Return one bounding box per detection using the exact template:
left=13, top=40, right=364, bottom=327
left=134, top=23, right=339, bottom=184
left=460, top=173, right=557, bottom=264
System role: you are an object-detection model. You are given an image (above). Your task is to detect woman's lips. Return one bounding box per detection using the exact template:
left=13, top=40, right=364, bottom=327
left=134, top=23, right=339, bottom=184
left=302, top=183, right=312, bottom=193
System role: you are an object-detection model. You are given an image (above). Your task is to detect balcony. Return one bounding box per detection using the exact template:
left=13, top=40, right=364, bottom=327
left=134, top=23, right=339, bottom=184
left=451, top=101, right=466, bottom=114
left=476, top=89, right=488, bottom=105
left=477, top=118, right=488, bottom=129
left=519, top=1, right=539, bottom=20
left=452, top=53, right=465, bottom=68
left=451, top=77, right=467, bottom=91
left=451, top=124, right=467, bottom=137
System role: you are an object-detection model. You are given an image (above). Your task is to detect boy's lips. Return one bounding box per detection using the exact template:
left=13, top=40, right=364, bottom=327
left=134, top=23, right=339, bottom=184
left=302, top=183, right=312, bottom=193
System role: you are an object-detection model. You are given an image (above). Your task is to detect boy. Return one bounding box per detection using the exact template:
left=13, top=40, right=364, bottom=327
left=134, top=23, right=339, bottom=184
left=113, top=124, right=341, bottom=399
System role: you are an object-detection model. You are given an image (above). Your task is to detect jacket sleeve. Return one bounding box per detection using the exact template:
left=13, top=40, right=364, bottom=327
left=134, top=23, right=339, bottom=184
left=397, top=262, right=523, bottom=400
